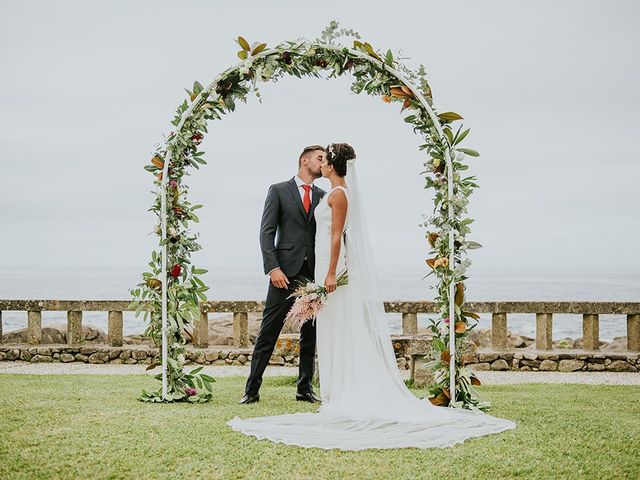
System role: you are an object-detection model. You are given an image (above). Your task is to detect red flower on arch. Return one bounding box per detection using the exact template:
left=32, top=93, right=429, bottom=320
left=170, top=264, right=182, bottom=278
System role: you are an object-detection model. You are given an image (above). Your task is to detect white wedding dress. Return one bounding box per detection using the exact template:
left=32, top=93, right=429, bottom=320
left=228, top=164, right=516, bottom=450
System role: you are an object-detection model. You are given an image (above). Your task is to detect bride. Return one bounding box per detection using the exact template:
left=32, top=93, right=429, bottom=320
left=228, top=143, right=517, bottom=450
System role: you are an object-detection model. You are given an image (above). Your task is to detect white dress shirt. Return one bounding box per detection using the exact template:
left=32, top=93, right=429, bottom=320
left=294, top=175, right=313, bottom=202
left=267, top=176, right=314, bottom=276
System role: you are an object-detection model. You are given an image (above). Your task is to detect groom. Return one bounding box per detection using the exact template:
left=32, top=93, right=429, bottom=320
left=240, top=145, right=326, bottom=404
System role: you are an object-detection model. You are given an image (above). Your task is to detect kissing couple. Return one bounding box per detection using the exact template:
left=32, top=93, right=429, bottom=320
left=228, top=143, right=516, bottom=450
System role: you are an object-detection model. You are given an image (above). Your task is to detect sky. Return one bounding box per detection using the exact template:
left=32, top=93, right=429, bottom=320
left=1, top=0, right=639, bottom=276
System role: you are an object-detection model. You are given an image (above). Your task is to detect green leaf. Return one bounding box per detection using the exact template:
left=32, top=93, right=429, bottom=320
left=466, top=241, right=483, bottom=249
left=167, top=357, right=179, bottom=370
left=433, top=337, right=446, bottom=351
left=385, top=49, right=394, bottom=66
left=190, top=366, right=203, bottom=375
left=454, top=128, right=470, bottom=145
left=457, top=148, right=480, bottom=157
left=438, top=112, right=464, bottom=122
left=237, top=36, right=250, bottom=51
left=251, top=42, right=267, bottom=55
left=443, top=127, right=454, bottom=145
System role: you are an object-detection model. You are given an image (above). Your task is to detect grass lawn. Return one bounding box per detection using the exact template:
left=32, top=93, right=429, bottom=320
left=0, top=374, right=638, bottom=479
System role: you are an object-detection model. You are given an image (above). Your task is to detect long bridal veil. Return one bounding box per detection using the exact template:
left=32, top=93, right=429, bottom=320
left=227, top=159, right=516, bottom=450
left=342, top=158, right=420, bottom=399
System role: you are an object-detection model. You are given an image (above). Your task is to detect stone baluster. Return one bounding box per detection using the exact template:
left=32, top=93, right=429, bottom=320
left=628, top=314, right=640, bottom=351
left=582, top=314, right=600, bottom=350
left=108, top=311, right=123, bottom=347
left=491, top=312, right=508, bottom=350
left=401, top=312, right=418, bottom=335
left=27, top=310, right=42, bottom=345
left=194, top=311, right=209, bottom=348
left=233, top=311, right=249, bottom=348
left=535, top=313, right=553, bottom=350
left=67, top=311, right=83, bottom=345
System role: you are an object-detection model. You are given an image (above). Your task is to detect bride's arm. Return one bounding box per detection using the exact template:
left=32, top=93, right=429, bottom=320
left=325, top=189, right=348, bottom=293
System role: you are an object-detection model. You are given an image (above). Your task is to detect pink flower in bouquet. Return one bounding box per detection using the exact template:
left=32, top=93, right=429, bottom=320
left=185, top=387, right=197, bottom=396
left=285, top=269, right=348, bottom=331
left=285, top=293, right=324, bottom=330
left=443, top=317, right=450, bottom=324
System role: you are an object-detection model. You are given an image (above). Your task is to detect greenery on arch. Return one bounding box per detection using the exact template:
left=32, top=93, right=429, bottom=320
left=130, top=21, right=486, bottom=410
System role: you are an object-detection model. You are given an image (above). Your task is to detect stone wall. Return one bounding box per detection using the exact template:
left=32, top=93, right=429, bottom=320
left=0, top=344, right=414, bottom=370
left=464, top=350, right=639, bottom=372
left=2, top=342, right=638, bottom=374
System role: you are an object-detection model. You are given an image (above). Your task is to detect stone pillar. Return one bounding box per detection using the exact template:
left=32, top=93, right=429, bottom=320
left=491, top=313, right=508, bottom=350
left=108, top=311, right=123, bottom=347
left=401, top=312, right=418, bottom=335
left=410, top=355, right=435, bottom=388
left=67, top=311, right=83, bottom=345
left=194, top=311, right=209, bottom=348
left=628, top=314, right=640, bottom=351
left=535, top=313, right=553, bottom=350
left=233, top=311, right=249, bottom=348
left=582, top=314, right=599, bottom=350
left=27, top=310, right=42, bottom=345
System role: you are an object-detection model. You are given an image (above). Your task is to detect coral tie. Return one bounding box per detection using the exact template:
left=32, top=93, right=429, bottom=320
left=302, top=184, right=311, bottom=213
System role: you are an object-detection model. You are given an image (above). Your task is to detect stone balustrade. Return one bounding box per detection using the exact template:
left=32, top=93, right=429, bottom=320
left=385, top=301, right=640, bottom=352
left=1, top=299, right=639, bottom=352
left=198, top=300, right=640, bottom=351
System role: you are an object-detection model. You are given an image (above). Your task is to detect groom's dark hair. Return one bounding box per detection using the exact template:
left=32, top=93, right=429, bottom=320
left=298, top=145, right=325, bottom=166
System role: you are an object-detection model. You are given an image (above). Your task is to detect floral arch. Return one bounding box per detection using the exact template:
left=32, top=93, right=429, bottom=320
left=129, top=21, right=486, bottom=411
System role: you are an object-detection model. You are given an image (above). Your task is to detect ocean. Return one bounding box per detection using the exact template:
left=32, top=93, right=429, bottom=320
left=0, top=265, right=638, bottom=341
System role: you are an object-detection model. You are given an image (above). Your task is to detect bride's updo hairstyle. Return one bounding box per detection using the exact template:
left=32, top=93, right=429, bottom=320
left=326, top=143, right=356, bottom=177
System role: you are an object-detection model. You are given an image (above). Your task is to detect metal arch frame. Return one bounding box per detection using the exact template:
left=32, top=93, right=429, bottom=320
left=159, top=43, right=458, bottom=403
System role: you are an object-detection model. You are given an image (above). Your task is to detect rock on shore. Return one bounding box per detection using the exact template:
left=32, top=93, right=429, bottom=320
left=1, top=313, right=304, bottom=346
left=2, top=324, right=106, bottom=344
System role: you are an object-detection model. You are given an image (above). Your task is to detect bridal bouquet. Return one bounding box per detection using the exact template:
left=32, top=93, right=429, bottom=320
left=285, top=269, right=348, bottom=331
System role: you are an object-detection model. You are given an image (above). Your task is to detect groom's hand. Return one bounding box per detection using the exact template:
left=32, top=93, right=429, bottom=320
left=270, top=268, right=290, bottom=289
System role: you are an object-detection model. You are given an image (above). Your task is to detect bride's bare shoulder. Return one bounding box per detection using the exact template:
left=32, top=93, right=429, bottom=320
left=327, top=187, right=348, bottom=208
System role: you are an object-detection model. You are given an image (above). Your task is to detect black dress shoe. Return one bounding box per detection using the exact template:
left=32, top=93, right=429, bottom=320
left=239, top=393, right=260, bottom=404
left=296, top=392, right=321, bottom=403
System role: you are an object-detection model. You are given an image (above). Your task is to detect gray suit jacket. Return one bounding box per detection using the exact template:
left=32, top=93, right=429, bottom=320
left=260, top=177, right=326, bottom=278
